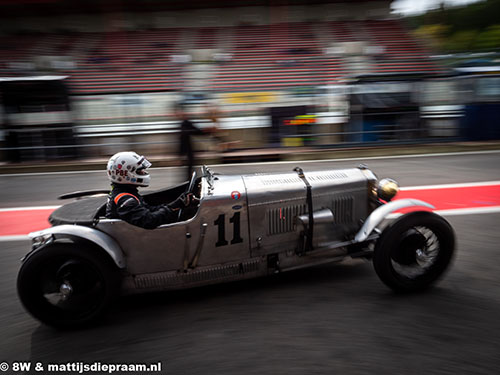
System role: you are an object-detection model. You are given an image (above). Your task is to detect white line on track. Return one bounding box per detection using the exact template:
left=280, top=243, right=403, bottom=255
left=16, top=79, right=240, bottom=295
left=387, top=206, right=500, bottom=219
left=0, top=235, right=29, bottom=242
left=435, top=206, right=500, bottom=216
left=1, top=149, right=499, bottom=177
left=0, top=205, right=60, bottom=212
left=400, top=181, right=500, bottom=191
left=1, top=169, right=107, bottom=177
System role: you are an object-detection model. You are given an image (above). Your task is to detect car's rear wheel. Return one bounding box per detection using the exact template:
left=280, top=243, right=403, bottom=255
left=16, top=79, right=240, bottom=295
left=373, top=211, right=455, bottom=293
left=17, top=242, right=121, bottom=329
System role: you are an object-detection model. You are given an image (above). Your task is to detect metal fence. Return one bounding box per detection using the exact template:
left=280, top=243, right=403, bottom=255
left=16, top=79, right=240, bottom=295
left=0, top=106, right=464, bottom=163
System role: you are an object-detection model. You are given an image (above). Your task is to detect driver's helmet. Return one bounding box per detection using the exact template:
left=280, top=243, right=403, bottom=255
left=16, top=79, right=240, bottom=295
left=107, top=151, right=152, bottom=187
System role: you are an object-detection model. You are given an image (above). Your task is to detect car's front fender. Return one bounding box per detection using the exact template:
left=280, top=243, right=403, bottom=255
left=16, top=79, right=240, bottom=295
left=28, top=224, right=126, bottom=269
left=354, top=199, right=435, bottom=243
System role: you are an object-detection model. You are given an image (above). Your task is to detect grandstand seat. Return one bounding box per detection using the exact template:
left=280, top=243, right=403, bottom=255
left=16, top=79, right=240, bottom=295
left=1, top=19, right=442, bottom=94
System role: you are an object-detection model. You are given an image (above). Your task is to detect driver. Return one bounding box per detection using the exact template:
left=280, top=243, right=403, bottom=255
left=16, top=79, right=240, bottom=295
left=105, top=151, right=194, bottom=229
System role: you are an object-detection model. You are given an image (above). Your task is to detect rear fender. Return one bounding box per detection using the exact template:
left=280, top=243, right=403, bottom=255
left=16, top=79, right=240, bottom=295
left=27, top=224, right=126, bottom=269
left=354, top=199, right=435, bottom=243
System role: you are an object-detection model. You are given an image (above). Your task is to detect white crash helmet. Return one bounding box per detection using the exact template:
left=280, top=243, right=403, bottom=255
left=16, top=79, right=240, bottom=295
left=107, top=151, right=152, bottom=187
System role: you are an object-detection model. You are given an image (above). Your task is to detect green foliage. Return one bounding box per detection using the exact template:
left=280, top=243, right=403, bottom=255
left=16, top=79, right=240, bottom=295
left=405, top=0, right=500, bottom=52
left=412, top=24, right=449, bottom=50
left=409, top=0, right=500, bottom=32
left=475, top=25, right=500, bottom=50
left=446, top=30, right=478, bottom=52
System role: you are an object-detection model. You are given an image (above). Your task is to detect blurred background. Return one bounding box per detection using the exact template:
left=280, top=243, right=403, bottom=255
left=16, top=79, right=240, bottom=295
left=0, top=0, right=499, bottom=164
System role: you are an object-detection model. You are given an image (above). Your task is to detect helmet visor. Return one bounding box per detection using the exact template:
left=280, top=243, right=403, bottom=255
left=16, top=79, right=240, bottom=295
left=136, top=156, right=152, bottom=175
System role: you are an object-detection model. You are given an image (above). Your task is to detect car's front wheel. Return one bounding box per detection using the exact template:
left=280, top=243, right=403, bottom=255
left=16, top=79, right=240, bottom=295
left=17, top=242, right=121, bottom=329
left=373, top=211, right=455, bottom=293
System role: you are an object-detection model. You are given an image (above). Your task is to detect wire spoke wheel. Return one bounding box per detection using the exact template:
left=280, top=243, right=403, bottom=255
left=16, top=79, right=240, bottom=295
left=373, top=211, right=455, bottom=293
left=390, top=226, right=440, bottom=278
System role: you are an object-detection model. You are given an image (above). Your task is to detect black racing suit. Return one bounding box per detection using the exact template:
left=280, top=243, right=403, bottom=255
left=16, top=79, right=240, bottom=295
left=105, top=184, right=183, bottom=229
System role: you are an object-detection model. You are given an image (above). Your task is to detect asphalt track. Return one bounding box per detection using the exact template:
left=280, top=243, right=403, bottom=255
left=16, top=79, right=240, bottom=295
left=1, top=151, right=500, bottom=374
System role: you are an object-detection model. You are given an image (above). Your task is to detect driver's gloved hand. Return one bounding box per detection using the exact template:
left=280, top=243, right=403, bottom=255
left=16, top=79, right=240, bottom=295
left=184, top=193, right=200, bottom=206
left=168, top=193, right=192, bottom=211
left=189, top=193, right=200, bottom=206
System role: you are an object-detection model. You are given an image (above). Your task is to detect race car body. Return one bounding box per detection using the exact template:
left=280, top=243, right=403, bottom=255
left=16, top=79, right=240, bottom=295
left=18, top=165, right=455, bottom=328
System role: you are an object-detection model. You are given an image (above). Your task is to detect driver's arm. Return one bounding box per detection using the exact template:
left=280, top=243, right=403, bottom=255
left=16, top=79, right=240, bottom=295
left=115, top=195, right=178, bottom=229
left=167, top=193, right=195, bottom=210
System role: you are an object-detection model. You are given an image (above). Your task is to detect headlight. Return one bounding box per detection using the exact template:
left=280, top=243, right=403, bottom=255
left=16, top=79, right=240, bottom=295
left=377, top=178, right=399, bottom=202
left=31, top=234, right=54, bottom=250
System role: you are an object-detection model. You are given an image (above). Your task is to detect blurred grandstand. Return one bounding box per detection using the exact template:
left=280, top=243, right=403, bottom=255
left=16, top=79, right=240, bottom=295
left=0, top=0, right=498, bottom=162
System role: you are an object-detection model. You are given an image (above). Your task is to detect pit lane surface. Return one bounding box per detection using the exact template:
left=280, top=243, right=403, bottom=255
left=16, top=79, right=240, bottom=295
left=1, top=151, right=500, bottom=374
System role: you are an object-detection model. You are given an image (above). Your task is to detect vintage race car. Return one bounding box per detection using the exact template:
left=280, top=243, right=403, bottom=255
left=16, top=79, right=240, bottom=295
left=17, top=165, right=455, bottom=328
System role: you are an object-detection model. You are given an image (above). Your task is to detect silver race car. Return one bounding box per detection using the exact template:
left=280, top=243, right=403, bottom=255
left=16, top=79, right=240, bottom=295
left=17, top=165, right=455, bottom=328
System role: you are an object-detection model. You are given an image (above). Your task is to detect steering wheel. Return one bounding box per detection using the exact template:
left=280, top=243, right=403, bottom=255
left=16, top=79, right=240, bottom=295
left=178, top=171, right=197, bottom=221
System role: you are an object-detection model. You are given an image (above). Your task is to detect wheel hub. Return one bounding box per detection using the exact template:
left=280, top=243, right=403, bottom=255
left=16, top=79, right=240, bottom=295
left=59, top=281, right=73, bottom=300
left=391, top=229, right=427, bottom=266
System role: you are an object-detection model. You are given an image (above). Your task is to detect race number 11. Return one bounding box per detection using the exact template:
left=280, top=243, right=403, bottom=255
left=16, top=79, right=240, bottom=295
left=214, top=212, right=243, bottom=247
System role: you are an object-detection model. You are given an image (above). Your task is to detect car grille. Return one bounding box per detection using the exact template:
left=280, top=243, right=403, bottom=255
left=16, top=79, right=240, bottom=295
left=332, top=195, right=354, bottom=224
left=266, top=195, right=354, bottom=235
left=267, top=204, right=307, bottom=235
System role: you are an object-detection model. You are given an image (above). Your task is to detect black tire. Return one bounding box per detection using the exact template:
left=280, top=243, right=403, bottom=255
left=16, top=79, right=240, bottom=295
left=17, top=242, right=121, bottom=329
left=373, top=211, right=455, bottom=293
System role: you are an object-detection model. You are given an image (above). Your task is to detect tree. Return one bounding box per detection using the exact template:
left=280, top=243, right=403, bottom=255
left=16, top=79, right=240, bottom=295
left=412, top=24, right=449, bottom=50
left=445, top=30, right=478, bottom=52
left=405, top=0, right=500, bottom=53
left=475, top=25, right=500, bottom=50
